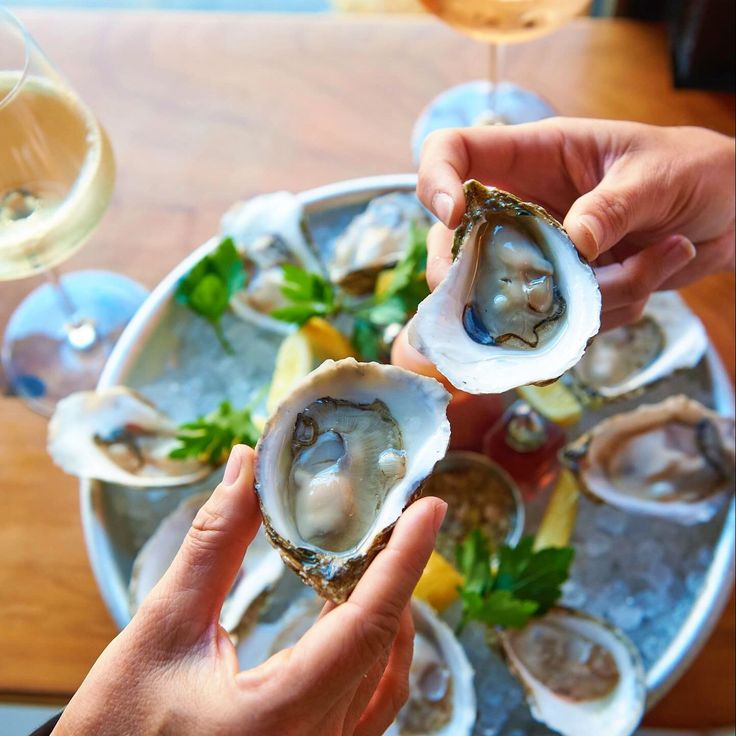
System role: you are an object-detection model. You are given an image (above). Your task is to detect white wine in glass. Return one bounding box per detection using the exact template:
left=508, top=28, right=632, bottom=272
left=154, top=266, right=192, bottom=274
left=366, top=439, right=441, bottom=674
left=0, top=8, right=148, bottom=415
left=412, top=0, right=591, bottom=158
left=0, top=72, right=115, bottom=279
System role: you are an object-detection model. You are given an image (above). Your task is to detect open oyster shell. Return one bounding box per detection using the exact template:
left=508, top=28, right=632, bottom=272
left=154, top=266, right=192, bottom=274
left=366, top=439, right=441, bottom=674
left=387, top=598, right=476, bottom=736
left=129, top=493, right=284, bottom=631
left=237, top=594, right=475, bottom=736
left=328, top=191, right=429, bottom=295
left=500, top=607, right=646, bottom=736
left=409, top=181, right=601, bottom=394
left=47, top=387, right=211, bottom=487
left=222, top=191, right=324, bottom=334
left=254, top=358, right=451, bottom=602
left=569, top=291, right=708, bottom=402
left=564, top=395, right=735, bottom=524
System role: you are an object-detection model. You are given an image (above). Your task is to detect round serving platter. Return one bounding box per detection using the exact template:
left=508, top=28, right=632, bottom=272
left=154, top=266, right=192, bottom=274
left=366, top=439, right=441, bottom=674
left=83, top=174, right=735, bottom=734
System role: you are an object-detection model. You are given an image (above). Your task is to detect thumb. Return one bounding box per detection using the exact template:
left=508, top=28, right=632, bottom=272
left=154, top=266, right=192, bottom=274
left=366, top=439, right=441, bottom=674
left=144, top=445, right=261, bottom=641
left=564, top=168, right=658, bottom=261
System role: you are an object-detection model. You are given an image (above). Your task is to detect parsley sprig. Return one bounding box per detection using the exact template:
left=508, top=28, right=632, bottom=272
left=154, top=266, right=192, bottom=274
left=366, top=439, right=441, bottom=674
left=175, top=237, right=245, bottom=353
left=269, top=223, right=430, bottom=361
left=349, top=223, right=430, bottom=360
left=270, top=263, right=338, bottom=325
left=169, top=400, right=261, bottom=466
left=456, top=531, right=574, bottom=633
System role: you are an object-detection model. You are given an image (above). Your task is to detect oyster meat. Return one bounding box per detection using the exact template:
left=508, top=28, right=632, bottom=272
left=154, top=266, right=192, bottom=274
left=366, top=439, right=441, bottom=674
left=570, top=291, right=708, bottom=402
left=48, top=387, right=211, bottom=487
left=255, top=358, right=451, bottom=602
left=409, top=181, right=601, bottom=394
left=565, top=395, right=735, bottom=524
left=129, top=493, right=284, bottom=631
left=501, top=607, right=646, bottom=736
left=329, top=192, right=429, bottom=295
left=221, top=191, right=324, bottom=333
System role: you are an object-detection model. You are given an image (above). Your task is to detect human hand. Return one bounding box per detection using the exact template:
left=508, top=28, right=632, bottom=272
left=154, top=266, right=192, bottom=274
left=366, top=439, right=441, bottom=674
left=54, top=445, right=446, bottom=736
left=416, top=118, right=735, bottom=331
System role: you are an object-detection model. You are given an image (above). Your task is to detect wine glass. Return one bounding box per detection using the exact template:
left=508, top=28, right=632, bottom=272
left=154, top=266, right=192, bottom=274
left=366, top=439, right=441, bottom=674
left=0, top=7, right=148, bottom=415
left=412, top=0, right=591, bottom=160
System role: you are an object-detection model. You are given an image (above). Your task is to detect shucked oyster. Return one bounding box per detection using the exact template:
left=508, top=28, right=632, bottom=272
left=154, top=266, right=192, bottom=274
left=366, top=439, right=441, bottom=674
left=221, top=191, right=324, bottom=333
left=501, top=607, right=646, bottom=736
left=329, top=192, right=429, bottom=295
left=387, top=598, right=476, bottom=736
left=129, top=493, right=284, bottom=631
left=255, top=358, right=451, bottom=602
left=564, top=395, right=735, bottom=524
left=409, top=181, right=601, bottom=394
left=48, top=387, right=211, bottom=487
left=570, top=291, right=708, bottom=402
left=236, top=594, right=475, bottom=736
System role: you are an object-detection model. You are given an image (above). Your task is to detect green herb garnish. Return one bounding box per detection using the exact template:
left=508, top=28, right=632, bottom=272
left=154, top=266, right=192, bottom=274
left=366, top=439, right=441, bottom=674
left=348, top=222, right=430, bottom=360
left=269, top=223, right=430, bottom=361
left=270, top=263, right=338, bottom=326
left=175, top=237, right=245, bottom=353
left=375, top=222, right=430, bottom=314
left=456, top=531, right=574, bottom=633
left=169, top=400, right=261, bottom=466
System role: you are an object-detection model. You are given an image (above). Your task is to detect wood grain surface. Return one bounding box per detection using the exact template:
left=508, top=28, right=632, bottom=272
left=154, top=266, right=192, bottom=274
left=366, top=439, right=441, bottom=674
left=0, top=10, right=733, bottom=728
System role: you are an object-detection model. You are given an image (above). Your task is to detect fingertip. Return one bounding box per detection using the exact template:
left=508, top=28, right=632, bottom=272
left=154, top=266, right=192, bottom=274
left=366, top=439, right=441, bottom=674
left=426, top=221, right=453, bottom=290
left=393, top=496, right=445, bottom=554
left=417, top=129, right=468, bottom=226
left=564, top=212, right=600, bottom=261
left=430, top=497, right=448, bottom=534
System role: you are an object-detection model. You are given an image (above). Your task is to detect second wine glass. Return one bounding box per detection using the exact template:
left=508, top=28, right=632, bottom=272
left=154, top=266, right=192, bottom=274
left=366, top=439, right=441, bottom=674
left=412, top=0, right=591, bottom=159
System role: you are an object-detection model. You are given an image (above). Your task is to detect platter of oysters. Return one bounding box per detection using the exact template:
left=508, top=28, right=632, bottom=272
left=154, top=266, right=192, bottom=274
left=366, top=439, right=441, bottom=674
left=49, top=175, right=734, bottom=736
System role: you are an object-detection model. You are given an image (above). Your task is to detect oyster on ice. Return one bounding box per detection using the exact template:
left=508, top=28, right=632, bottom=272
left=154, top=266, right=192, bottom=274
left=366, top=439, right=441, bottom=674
left=409, top=181, right=601, bottom=394
left=570, top=291, right=708, bottom=402
left=501, top=607, right=646, bottom=736
left=387, top=598, right=476, bottom=736
left=328, top=192, right=429, bottom=295
left=564, top=395, right=735, bottom=524
left=129, top=493, right=284, bottom=631
left=237, top=595, right=475, bottom=736
left=221, top=191, right=324, bottom=333
left=255, top=358, right=451, bottom=602
left=48, top=387, right=211, bottom=487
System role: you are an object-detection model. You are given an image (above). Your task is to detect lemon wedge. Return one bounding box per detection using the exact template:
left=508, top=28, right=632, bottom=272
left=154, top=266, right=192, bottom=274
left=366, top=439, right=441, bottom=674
left=374, top=268, right=395, bottom=300
left=517, top=381, right=583, bottom=427
left=534, top=468, right=580, bottom=550
left=413, top=550, right=464, bottom=612
left=266, top=318, right=356, bottom=414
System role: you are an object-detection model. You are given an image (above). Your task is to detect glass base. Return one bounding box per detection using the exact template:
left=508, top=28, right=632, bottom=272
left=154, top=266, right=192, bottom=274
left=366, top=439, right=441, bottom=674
left=2, top=270, right=149, bottom=416
left=411, top=80, right=555, bottom=163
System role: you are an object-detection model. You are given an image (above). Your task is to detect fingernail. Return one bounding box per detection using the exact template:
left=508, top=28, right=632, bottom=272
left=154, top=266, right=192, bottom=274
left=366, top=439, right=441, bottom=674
left=432, top=500, right=448, bottom=534
left=576, top=215, right=602, bottom=259
left=666, top=235, right=696, bottom=262
left=431, top=192, right=454, bottom=227
left=223, top=446, right=242, bottom=486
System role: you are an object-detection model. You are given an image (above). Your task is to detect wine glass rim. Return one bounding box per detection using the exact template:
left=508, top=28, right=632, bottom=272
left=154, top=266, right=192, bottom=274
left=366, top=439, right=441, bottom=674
left=0, top=6, right=31, bottom=111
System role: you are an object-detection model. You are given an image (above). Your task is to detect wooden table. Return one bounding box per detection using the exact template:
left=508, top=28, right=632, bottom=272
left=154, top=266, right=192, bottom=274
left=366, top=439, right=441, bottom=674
left=0, top=9, right=733, bottom=727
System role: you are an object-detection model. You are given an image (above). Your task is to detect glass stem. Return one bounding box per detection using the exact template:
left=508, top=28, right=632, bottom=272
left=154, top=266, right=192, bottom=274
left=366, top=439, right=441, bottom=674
left=44, top=267, right=98, bottom=351
left=488, top=42, right=506, bottom=122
